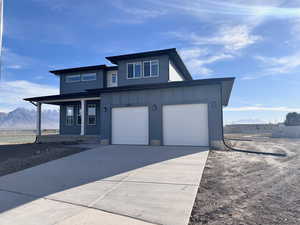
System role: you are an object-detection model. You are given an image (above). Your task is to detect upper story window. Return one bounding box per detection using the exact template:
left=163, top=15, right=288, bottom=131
left=143, top=60, right=159, bottom=77
left=111, top=74, right=117, bottom=84
left=82, top=73, right=96, bottom=81
left=65, top=73, right=97, bottom=83
left=127, top=62, right=142, bottom=79
left=127, top=60, right=159, bottom=79
left=66, top=106, right=74, bottom=125
left=66, top=75, right=81, bottom=83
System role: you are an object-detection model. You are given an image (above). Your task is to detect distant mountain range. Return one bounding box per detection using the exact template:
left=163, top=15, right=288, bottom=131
left=0, top=108, right=59, bottom=129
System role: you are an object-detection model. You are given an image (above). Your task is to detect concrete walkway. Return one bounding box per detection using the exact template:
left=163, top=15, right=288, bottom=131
left=0, top=145, right=209, bottom=225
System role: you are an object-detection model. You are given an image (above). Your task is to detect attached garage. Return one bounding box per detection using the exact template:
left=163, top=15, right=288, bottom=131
left=99, top=78, right=234, bottom=149
left=112, top=106, right=149, bottom=145
left=163, top=104, right=209, bottom=146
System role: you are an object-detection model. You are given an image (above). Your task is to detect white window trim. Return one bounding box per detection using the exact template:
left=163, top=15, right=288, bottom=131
left=143, top=61, right=151, bottom=78
left=143, top=59, right=159, bottom=78
left=111, top=73, right=118, bottom=84
left=87, top=104, right=97, bottom=126
left=127, top=62, right=142, bottom=79
left=81, top=73, right=97, bottom=82
left=65, top=75, right=81, bottom=83
left=66, top=106, right=74, bottom=126
left=143, top=60, right=159, bottom=78
left=150, top=60, right=159, bottom=77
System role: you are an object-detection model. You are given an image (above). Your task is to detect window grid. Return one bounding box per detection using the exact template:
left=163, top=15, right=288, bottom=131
left=88, top=104, right=96, bottom=126
left=66, top=73, right=97, bottom=83
left=127, top=60, right=159, bottom=79
left=127, top=62, right=142, bottom=79
left=66, top=106, right=74, bottom=126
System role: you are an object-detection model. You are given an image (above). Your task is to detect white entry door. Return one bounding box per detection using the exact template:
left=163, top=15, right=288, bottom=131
left=163, top=104, right=209, bottom=146
left=112, top=106, right=149, bottom=145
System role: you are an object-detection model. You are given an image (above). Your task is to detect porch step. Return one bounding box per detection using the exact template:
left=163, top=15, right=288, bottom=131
left=36, top=135, right=101, bottom=144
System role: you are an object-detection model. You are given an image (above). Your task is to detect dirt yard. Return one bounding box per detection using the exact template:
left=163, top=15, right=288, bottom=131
left=189, top=134, right=300, bottom=225
left=0, top=143, right=87, bottom=177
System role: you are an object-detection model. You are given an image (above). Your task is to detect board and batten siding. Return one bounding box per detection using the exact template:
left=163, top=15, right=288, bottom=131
left=60, top=101, right=101, bottom=135
left=60, top=70, right=105, bottom=94
left=100, top=84, right=223, bottom=146
left=116, top=55, right=170, bottom=87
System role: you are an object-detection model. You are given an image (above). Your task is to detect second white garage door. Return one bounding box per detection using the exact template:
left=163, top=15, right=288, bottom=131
left=112, top=106, right=149, bottom=145
left=163, top=104, right=209, bottom=146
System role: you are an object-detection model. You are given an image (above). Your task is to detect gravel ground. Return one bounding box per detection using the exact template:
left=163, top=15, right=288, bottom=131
left=0, top=142, right=87, bottom=177
left=189, top=134, right=300, bottom=225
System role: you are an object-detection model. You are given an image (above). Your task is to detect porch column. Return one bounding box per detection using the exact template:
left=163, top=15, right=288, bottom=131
left=36, top=102, right=42, bottom=136
left=81, top=99, right=86, bottom=135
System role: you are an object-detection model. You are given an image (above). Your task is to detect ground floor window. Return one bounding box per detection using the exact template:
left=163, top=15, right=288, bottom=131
left=88, top=104, right=96, bottom=125
left=77, top=105, right=82, bottom=125
left=66, top=106, right=74, bottom=125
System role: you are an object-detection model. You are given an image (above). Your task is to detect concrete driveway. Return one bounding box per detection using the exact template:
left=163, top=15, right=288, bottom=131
left=0, top=145, right=209, bottom=225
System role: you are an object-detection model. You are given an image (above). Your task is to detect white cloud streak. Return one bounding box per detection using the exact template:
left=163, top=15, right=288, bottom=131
left=2, top=48, right=35, bottom=70
left=179, top=47, right=233, bottom=76
left=245, top=53, right=300, bottom=79
left=224, top=106, right=300, bottom=112
left=171, top=25, right=262, bottom=52
left=0, top=80, right=59, bottom=112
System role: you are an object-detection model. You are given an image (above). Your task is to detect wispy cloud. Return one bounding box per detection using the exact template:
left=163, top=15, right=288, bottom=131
left=0, top=80, right=59, bottom=112
left=2, top=48, right=35, bottom=70
left=179, top=47, right=233, bottom=76
left=148, top=0, right=298, bottom=20
left=110, top=0, right=167, bottom=24
left=224, top=106, right=300, bottom=112
left=171, top=25, right=262, bottom=52
left=242, top=53, right=300, bottom=79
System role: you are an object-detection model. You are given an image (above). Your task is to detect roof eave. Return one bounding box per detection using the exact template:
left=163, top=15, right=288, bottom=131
left=49, top=64, right=108, bottom=75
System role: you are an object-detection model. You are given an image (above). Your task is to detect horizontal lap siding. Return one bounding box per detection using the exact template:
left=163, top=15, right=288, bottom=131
left=100, top=84, right=223, bottom=145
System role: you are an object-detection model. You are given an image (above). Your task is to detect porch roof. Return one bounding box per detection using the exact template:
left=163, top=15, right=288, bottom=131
left=24, top=92, right=100, bottom=104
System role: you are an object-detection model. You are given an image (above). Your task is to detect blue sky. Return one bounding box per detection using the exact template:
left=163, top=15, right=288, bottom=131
left=0, top=0, right=300, bottom=124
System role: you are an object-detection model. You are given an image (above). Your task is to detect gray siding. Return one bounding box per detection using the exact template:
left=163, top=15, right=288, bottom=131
left=60, top=70, right=104, bottom=94
left=60, top=101, right=101, bottom=135
left=100, top=84, right=223, bottom=146
left=116, top=55, right=169, bottom=87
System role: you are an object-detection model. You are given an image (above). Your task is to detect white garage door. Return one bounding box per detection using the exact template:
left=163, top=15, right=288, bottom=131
left=163, top=104, right=209, bottom=146
left=112, top=106, right=149, bottom=145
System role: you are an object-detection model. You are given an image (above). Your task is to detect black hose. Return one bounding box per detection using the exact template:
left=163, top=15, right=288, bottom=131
left=220, top=85, right=286, bottom=157
left=222, top=136, right=286, bottom=157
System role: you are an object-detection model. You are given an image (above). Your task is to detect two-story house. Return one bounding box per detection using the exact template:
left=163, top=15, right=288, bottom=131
left=24, top=48, right=235, bottom=148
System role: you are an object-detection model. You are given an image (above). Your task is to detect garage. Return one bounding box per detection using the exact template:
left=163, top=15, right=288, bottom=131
left=112, top=106, right=149, bottom=145
left=163, top=104, right=209, bottom=146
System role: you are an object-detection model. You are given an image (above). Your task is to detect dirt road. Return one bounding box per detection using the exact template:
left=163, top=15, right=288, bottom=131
left=189, top=135, right=300, bottom=225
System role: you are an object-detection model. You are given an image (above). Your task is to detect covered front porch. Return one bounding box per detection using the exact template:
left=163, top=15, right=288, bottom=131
left=24, top=92, right=101, bottom=140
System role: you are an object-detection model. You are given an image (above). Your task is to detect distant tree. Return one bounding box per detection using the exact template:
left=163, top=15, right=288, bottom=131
left=284, top=112, right=300, bottom=126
